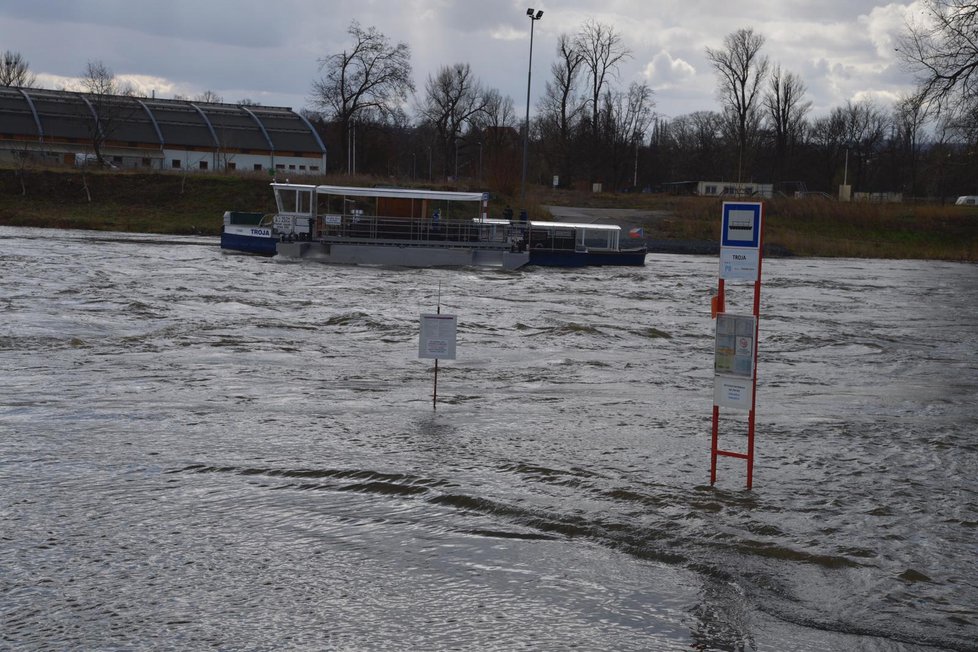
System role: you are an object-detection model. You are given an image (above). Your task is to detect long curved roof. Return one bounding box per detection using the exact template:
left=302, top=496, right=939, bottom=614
left=0, top=86, right=325, bottom=154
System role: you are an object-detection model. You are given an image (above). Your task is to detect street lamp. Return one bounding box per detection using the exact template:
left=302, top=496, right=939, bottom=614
left=521, top=7, right=543, bottom=209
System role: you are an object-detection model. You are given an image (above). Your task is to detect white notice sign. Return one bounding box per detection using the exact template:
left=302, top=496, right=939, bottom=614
left=714, top=375, right=754, bottom=411
left=419, top=314, right=457, bottom=360
left=719, top=247, right=760, bottom=281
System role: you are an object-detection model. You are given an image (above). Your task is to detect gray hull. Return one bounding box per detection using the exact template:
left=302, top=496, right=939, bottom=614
left=277, top=241, right=529, bottom=270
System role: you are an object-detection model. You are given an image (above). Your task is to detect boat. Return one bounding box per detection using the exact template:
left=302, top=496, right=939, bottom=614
left=221, top=211, right=278, bottom=256
left=525, top=220, right=647, bottom=267
left=220, top=183, right=646, bottom=268
left=222, top=183, right=529, bottom=269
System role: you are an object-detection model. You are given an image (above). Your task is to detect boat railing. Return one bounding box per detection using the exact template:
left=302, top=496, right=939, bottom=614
left=315, top=213, right=517, bottom=248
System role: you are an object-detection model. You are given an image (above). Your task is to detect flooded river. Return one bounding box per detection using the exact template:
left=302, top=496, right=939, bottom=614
left=1, top=226, right=976, bottom=651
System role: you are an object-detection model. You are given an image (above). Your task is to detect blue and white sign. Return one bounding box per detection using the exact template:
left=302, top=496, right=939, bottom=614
left=720, top=249, right=761, bottom=281
left=719, top=202, right=763, bottom=281
left=721, top=202, right=762, bottom=248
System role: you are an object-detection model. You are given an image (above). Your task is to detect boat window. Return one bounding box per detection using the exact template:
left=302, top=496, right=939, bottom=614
left=276, top=187, right=314, bottom=215
left=276, top=188, right=295, bottom=213
left=320, top=194, right=342, bottom=215
left=298, top=189, right=312, bottom=214
left=581, top=229, right=614, bottom=250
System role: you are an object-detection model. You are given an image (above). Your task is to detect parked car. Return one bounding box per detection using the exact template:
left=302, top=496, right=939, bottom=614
left=955, top=195, right=978, bottom=206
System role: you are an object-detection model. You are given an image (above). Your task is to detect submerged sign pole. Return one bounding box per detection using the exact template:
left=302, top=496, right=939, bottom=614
left=711, top=202, right=764, bottom=489
left=419, top=287, right=457, bottom=409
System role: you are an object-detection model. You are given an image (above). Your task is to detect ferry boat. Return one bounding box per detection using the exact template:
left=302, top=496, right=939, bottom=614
left=221, top=183, right=646, bottom=268
left=525, top=221, right=646, bottom=267
left=222, top=183, right=528, bottom=268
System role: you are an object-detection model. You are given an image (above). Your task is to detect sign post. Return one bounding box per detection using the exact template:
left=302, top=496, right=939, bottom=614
left=419, top=311, right=457, bottom=410
left=711, top=202, right=764, bottom=489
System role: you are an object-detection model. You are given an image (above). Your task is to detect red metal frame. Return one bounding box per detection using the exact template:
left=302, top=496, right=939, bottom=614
left=711, top=208, right=764, bottom=489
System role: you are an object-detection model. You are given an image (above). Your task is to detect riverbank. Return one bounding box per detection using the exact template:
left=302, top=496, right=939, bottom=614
left=1, top=168, right=976, bottom=261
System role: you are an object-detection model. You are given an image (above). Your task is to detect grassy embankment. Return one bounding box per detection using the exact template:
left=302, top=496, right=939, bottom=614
left=1, top=168, right=977, bottom=261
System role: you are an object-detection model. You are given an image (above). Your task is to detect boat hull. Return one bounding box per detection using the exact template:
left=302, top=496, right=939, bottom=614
left=528, top=248, right=647, bottom=267
left=276, top=241, right=529, bottom=269
left=220, top=226, right=277, bottom=256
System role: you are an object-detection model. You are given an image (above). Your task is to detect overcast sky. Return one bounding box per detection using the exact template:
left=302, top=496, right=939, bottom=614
left=1, top=0, right=924, bottom=122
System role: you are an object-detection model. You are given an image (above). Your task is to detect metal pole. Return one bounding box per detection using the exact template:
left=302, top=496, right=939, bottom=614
left=520, top=10, right=542, bottom=208
left=433, top=283, right=441, bottom=410
left=433, top=358, right=438, bottom=410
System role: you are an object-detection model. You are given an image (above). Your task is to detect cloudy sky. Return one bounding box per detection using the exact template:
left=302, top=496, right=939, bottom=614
left=1, top=0, right=925, bottom=121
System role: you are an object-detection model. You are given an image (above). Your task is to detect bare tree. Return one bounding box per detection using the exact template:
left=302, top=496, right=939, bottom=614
left=311, top=21, right=414, bottom=172
left=194, top=90, right=223, bottom=103
left=661, top=111, right=726, bottom=180
left=79, top=59, right=136, bottom=170
left=538, top=34, right=587, bottom=184
left=832, top=100, right=890, bottom=191
left=706, top=27, right=770, bottom=181
left=616, top=82, right=655, bottom=143
left=541, top=34, right=586, bottom=140
left=417, top=63, right=488, bottom=179
left=763, top=65, right=811, bottom=184
left=477, top=88, right=517, bottom=133
left=575, top=20, right=631, bottom=137
left=601, top=82, right=656, bottom=188
left=892, top=93, right=930, bottom=195
left=898, top=1, right=978, bottom=116
left=0, top=50, right=36, bottom=87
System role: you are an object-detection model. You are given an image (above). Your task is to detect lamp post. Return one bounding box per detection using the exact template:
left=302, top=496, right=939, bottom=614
left=521, top=7, right=543, bottom=209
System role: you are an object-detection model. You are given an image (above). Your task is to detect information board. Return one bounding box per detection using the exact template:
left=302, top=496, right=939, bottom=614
left=419, top=314, right=457, bottom=360
left=713, top=313, right=756, bottom=411
left=714, top=313, right=755, bottom=378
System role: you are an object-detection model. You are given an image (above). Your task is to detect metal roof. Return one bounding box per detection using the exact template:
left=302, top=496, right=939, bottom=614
left=273, top=183, right=488, bottom=203
left=0, top=86, right=325, bottom=154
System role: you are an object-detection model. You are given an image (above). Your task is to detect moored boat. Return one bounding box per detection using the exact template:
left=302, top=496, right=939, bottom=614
left=525, top=221, right=647, bottom=267
left=220, top=183, right=646, bottom=268
left=221, top=211, right=277, bottom=256
left=221, top=183, right=529, bottom=269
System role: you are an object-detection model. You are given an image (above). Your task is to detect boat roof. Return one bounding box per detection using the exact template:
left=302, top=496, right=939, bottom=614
left=479, top=217, right=620, bottom=232
left=271, top=183, right=487, bottom=202
left=529, top=220, right=620, bottom=232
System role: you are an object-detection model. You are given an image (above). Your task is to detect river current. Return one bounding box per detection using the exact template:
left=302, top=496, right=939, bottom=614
left=1, top=226, right=976, bottom=651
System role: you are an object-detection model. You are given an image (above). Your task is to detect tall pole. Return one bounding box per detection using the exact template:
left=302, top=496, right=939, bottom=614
left=521, top=9, right=543, bottom=209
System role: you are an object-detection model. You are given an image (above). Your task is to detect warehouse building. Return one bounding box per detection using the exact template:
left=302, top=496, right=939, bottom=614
left=0, top=86, right=326, bottom=173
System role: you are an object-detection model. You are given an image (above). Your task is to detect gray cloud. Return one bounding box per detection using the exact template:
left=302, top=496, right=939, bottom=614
left=0, top=0, right=918, bottom=119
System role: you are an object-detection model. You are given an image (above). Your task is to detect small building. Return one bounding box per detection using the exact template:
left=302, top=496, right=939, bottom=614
left=696, top=181, right=773, bottom=198
left=853, top=192, right=903, bottom=203
left=0, top=86, right=326, bottom=173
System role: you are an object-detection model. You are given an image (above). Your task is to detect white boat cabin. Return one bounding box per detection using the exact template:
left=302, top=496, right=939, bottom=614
left=271, top=183, right=492, bottom=236
left=527, top=221, right=622, bottom=252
